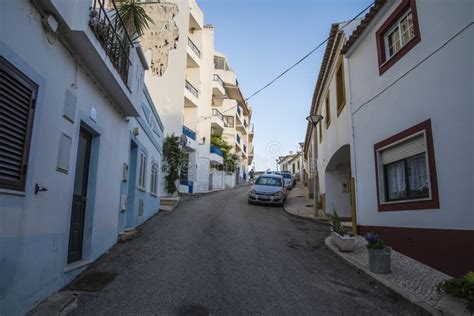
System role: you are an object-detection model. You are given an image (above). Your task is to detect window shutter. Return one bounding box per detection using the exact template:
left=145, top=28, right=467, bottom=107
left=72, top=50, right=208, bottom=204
left=0, top=57, right=37, bottom=191
left=381, top=134, right=426, bottom=164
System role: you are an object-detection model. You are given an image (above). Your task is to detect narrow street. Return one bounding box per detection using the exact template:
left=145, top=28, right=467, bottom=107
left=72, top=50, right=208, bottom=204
left=70, top=187, right=417, bottom=315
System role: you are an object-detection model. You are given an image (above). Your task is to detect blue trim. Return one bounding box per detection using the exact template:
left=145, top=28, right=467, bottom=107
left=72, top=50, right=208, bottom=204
left=143, top=86, right=164, bottom=132
left=210, top=145, right=224, bottom=157
left=182, top=126, right=196, bottom=140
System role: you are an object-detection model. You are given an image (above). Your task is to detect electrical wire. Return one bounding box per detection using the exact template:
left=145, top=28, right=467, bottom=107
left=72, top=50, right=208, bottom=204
left=220, top=1, right=376, bottom=114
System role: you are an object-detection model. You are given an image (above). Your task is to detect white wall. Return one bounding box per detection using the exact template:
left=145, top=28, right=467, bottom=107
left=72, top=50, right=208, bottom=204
left=0, top=1, right=137, bottom=313
left=347, top=0, right=474, bottom=230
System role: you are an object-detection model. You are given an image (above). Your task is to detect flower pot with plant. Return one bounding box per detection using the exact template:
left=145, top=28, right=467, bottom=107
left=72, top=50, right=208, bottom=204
left=329, top=210, right=355, bottom=252
left=366, top=232, right=391, bottom=274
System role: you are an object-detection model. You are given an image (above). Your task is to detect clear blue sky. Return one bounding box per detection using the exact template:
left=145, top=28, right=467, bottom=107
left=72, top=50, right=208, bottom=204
left=198, top=0, right=373, bottom=171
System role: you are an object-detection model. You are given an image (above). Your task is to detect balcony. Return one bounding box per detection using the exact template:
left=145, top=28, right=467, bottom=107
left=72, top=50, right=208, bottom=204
left=235, top=107, right=247, bottom=134
left=189, top=0, right=204, bottom=30
left=212, top=74, right=226, bottom=99
left=34, top=0, right=145, bottom=116
left=249, top=124, right=254, bottom=142
left=210, top=145, right=224, bottom=165
left=187, top=37, right=201, bottom=67
left=89, top=0, right=132, bottom=86
left=182, top=125, right=197, bottom=151
left=211, top=108, right=225, bottom=135
left=184, top=80, right=199, bottom=107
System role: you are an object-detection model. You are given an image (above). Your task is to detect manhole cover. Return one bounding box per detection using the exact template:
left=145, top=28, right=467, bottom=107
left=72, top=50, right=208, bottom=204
left=69, top=271, right=117, bottom=291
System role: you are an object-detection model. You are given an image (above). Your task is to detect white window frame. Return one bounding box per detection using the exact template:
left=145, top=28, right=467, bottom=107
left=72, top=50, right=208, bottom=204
left=138, top=151, right=147, bottom=191
left=383, top=9, right=415, bottom=60
left=150, top=161, right=158, bottom=196
left=376, top=130, right=433, bottom=205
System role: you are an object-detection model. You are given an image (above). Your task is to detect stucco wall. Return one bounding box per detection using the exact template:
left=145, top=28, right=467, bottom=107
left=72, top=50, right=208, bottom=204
left=0, top=1, right=136, bottom=314
left=347, top=0, right=473, bottom=230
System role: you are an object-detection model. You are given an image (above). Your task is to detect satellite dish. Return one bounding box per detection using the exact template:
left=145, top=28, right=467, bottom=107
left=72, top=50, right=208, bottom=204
left=180, top=134, right=188, bottom=146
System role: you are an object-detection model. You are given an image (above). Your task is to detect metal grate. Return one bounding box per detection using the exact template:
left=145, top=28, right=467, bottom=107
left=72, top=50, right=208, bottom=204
left=0, top=57, right=37, bottom=191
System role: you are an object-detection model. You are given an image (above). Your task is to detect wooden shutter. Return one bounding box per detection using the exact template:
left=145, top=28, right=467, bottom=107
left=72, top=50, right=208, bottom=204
left=381, top=134, right=426, bottom=165
left=0, top=57, right=37, bottom=191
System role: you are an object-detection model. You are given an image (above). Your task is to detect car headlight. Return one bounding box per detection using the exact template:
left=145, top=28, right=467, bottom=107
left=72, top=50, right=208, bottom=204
left=250, top=189, right=256, bottom=194
left=272, top=191, right=282, bottom=196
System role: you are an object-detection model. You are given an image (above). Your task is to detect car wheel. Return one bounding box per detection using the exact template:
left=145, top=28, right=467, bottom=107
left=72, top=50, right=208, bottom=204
left=248, top=200, right=253, bottom=205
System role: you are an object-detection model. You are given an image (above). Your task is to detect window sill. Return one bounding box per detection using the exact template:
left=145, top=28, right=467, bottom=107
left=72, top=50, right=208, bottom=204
left=0, top=189, right=26, bottom=196
left=138, top=187, right=146, bottom=192
left=150, top=192, right=158, bottom=197
left=64, top=260, right=91, bottom=273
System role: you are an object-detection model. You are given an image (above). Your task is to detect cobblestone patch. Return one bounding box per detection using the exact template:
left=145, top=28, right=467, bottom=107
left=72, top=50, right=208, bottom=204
left=326, top=236, right=451, bottom=312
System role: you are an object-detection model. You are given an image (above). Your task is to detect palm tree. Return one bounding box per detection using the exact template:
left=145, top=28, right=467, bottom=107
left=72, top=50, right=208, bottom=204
left=114, top=0, right=154, bottom=42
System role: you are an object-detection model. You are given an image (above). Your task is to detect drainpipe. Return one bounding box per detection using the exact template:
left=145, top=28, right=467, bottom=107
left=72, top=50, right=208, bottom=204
left=312, top=126, right=319, bottom=215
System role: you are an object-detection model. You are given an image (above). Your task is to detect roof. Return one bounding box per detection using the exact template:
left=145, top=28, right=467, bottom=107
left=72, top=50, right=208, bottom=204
left=341, top=0, right=388, bottom=54
left=304, top=23, right=342, bottom=155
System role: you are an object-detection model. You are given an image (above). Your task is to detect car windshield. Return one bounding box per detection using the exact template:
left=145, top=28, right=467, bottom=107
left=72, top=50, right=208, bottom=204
left=281, top=174, right=292, bottom=179
left=255, top=177, right=282, bottom=186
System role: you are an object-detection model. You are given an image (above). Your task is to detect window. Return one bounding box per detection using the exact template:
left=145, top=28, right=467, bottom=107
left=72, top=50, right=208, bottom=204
left=150, top=162, right=158, bottom=195
left=325, top=94, right=331, bottom=128
left=0, top=57, right=38, bottom=191
left=224, top=115, right=234, bottom=128
left=374, top=120, right=439, bottom=211
left=318, top=121, right=323, bottom=143
left=336, top=59, right=346, bottom=115
left=384, top=11, right=415, bottom=59
left=214, top=56, right=230, bottom=71
left=375, top=0, right=420, bottom=75
left=138, top=152, right=147, bottom=191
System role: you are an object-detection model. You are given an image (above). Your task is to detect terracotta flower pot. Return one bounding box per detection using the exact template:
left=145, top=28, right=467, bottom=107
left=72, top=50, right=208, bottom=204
left=368, top=246, right=391, bottom=274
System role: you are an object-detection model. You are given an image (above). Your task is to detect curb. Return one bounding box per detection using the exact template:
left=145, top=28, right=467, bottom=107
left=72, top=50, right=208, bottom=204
left=324, top=236, right=441, bottom=316
left=282, top=205, right=330, bottom=225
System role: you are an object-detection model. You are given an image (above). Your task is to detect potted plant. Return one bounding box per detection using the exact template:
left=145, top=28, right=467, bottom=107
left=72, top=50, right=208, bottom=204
left=366, top=232, right=391, bottom=274
left=329, top=211, right=355, bottom=252
left=437, top=271, right=474, bottom=316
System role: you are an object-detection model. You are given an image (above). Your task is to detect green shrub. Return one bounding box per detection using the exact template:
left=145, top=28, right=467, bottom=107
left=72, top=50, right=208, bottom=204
left=438, top=271, right=474, bottom=313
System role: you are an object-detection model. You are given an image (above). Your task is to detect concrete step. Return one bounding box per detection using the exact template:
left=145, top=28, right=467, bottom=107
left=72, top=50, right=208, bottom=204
left=159, top=197, right=180, bottom=212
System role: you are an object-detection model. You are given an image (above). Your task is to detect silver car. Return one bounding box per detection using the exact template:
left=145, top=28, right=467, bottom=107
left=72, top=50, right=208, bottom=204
left=278, top=172, right=294, bottom=190
left=248, top=174, right=288, bottom=206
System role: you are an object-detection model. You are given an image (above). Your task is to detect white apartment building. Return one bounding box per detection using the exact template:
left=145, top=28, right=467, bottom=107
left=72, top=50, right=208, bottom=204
left=214, top=52, right=253, bottom=185
left=0, top=0, right=164, bottom=314
left=342, top=0, right=473, bottom=277
left=142, top=1, right=253, bottom=194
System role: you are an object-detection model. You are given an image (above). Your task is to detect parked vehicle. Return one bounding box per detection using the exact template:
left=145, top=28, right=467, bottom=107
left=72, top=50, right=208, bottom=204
left=248, top=174, right=287, bottom=206
left=278, top=172, right=294, bottom=189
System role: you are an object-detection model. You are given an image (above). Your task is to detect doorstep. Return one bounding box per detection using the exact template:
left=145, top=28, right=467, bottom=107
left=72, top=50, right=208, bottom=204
left=324, top=235, right=459, bottom=315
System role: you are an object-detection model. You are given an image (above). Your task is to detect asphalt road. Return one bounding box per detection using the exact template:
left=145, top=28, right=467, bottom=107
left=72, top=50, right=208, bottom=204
left=70, top=186, right=418, bottom=315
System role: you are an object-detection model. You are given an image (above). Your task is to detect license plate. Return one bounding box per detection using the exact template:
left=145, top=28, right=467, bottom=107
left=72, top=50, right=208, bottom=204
left=258, top=197, right=270, bottom=201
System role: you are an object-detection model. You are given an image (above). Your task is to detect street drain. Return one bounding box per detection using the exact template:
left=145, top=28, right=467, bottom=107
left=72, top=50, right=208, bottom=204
left=305, top=204, right=314, bottom=207
left=69, top=271, right=118, bottom=291
left=176, top=303, right=210, bottom=316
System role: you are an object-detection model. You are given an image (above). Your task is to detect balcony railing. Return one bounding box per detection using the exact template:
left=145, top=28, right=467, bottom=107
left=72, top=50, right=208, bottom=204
left=212, top=108, right=224, bottom=122
left=185, top=80, right=199, bottom=98
left=89, top=0, right=133, bottom=85
left=236, top=134, right=241, bottom=144
left=210, top=145, right=224, bottom=158
left=188, top=38, right=201, bottom=58
left=213, top=74, right=225, bottom=89
left=182, top=125, right=196, bottom=140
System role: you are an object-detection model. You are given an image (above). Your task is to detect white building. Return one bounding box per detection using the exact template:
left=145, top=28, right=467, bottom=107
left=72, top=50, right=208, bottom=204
left=342, top=0, right=473, bottom=276
left=0, top=0, right=164, bottom=314
left=304, top=21, right=359, bottom=219
left=141, top=0, right=253, bottom=194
